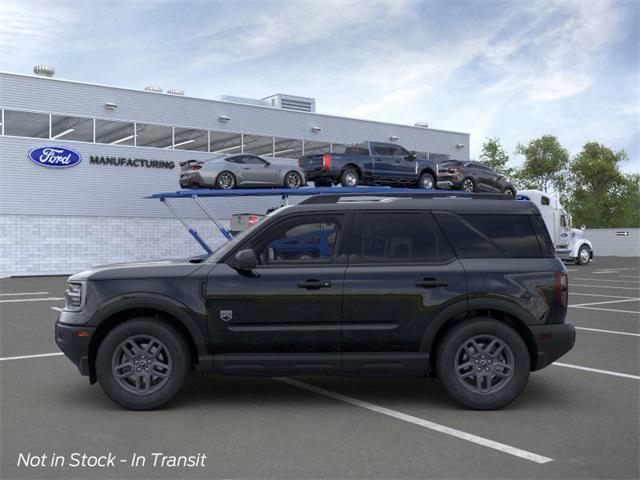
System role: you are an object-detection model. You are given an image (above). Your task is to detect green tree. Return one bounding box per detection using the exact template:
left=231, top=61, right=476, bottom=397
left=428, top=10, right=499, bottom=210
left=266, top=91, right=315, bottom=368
left=565, top=142, right=638, bottom=228
left=479, top=137, right=513, bottom=176
left=515, top=135, right=569, bottom=193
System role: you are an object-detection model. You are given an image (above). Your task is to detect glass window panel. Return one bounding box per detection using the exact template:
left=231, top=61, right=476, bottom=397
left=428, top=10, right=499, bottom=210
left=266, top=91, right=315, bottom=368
left=273, top=137, right=303, bottom=159
left=210, top=131, right=243, bottom=154
left=135, top=123, right=172, bottom=148
left=95, top=119, right=135, bottom=145
left=4, top=110, right=49, bottom=138
left=173, top=127, right=208, bottom=151
left=303, top=140, right=331, bottom=155
left=331, top=143, right=348, bottom=154
left=354, top=213, right=454, bottom=264
left=243, top=134, right=273, bottom=156
left=51, top=115, right=93, bottom=142
left=429, top=153, right=450, bottom=163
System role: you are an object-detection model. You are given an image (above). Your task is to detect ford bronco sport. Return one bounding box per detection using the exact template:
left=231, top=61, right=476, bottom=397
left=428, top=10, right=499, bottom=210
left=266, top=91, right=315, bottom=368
left=55, top=192, right=575, bottom=410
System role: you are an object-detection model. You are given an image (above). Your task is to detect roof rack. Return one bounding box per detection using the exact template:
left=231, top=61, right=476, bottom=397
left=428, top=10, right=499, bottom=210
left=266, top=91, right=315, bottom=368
left=300, top=191, right=513, bottom=204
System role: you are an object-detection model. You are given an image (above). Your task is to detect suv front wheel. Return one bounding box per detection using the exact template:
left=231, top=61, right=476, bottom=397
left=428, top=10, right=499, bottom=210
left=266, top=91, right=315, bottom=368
left=96, top=318, right=191, bottom=410
left=436, top=319, right=530, bottom=410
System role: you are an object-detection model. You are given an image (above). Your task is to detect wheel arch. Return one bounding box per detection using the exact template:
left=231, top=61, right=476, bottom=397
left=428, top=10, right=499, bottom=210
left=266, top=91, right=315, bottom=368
left=420, top=299, right=538, bottom=373
left=342, top=163, right=362, bottom=177
left=419, top=167, right=436, bottom=179
left=87, top=295, right=208, bottom=384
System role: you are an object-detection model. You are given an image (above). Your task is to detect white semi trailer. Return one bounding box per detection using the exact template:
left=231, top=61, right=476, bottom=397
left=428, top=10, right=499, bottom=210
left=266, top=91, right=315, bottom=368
left=518, top=190, right=594, bottom=265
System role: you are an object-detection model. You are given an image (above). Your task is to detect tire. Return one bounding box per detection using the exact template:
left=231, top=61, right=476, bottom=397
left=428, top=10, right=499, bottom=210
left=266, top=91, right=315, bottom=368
left=462, top=177, right=475, bottom=192
left=284, top=171, right=303, bottom=189
left=504, top=187, right=516, bottom=196
left=96, top=318, right=191, bottom=410
left=216, top=171, right=236, bottom=189
left=436, top=319, right=530, bottom=410
left=340, top=168, right=359, bottom=187
left=576, top=245, right=591, bottom=265
left=418, top=172, right=435, bottom=189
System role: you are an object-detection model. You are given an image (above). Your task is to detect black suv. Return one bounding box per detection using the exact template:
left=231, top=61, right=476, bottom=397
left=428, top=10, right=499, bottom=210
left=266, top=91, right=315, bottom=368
left=437, top=160, right=516, bottom=195
left=55, top=193, right=574, bottom=410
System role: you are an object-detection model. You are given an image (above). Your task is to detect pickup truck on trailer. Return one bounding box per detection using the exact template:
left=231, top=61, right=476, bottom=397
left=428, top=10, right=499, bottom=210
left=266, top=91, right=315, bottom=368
left=298, top=141, right=440, bottom=189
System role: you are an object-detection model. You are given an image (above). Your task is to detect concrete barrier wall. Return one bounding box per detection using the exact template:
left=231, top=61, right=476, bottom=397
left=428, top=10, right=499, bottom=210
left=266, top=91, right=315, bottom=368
left=584, top=228, right=640, bottom=257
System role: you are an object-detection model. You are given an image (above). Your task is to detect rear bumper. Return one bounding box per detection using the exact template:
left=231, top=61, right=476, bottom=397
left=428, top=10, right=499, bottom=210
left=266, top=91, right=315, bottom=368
left=179, top=172, right=208, bottom=188
left=436, top=174, right=464, bottom=188
left=530, top=322, right=576, bottom=371
left=55, top=321, right=95, bottom=376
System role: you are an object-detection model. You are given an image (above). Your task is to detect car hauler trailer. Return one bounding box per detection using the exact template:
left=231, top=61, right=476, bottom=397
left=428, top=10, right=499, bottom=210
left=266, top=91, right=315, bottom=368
left=517, top=190, right=593, bottom=265
left=147, top=186, right=512, bottom=255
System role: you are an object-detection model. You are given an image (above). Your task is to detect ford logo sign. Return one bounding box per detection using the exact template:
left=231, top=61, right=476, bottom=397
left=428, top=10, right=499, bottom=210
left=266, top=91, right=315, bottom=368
left=28, top=146, right=82, bottom=168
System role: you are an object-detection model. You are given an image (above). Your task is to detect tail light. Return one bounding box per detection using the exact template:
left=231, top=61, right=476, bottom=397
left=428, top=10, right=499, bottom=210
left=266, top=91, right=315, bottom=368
left=297, top=159, right=301, bottom=167
left=555, top=271, right=568, bottom=309
left=448, top=167, right=460, bottom=173
left=247, top=215, right=259, bottom=227
left=322, top=153, right=332, bottom=171
left=192, top=165, right=202, bottom=171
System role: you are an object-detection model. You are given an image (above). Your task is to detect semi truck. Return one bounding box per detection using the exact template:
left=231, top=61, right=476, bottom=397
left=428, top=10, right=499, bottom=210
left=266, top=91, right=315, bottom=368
left=518, top=190, right=594, bottom=265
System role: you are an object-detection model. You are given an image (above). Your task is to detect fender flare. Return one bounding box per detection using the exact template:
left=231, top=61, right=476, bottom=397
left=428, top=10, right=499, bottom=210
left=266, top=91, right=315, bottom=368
left=571, top=239, right=593, bottom=257
left=418, top=297, right=537, bottom=354
left=90, top=293, right=209, bottom=360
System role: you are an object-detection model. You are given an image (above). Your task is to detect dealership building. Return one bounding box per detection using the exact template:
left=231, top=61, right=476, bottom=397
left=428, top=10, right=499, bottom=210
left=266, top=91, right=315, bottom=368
left=0, top=69, right=470, bottom=277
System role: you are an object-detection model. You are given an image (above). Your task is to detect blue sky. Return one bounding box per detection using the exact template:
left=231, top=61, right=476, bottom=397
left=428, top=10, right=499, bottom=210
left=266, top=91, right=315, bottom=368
left=1, top=0, right=638, bottom=172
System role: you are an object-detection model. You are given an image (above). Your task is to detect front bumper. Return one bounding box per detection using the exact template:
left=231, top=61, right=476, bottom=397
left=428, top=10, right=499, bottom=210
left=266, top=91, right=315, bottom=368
left=530, top=322, right=576, bottom=370
left=55, top=320, right=95, bottom=376
left=437, top=173, right=463, bottom=188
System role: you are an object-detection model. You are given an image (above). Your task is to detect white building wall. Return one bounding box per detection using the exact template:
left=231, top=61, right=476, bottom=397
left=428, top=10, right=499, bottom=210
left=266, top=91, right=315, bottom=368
left=0, top=215, right=230, bottom=278
left=583, top=228, right=640, bottom=257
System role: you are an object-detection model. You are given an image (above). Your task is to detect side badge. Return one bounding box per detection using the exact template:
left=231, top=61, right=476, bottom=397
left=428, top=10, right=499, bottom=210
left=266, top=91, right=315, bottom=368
left=220, top=310, right=233, bottom=322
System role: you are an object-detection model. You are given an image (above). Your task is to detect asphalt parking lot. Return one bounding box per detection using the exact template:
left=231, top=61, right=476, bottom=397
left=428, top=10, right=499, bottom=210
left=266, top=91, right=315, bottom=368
left=1, top=257, right=638, bottom=479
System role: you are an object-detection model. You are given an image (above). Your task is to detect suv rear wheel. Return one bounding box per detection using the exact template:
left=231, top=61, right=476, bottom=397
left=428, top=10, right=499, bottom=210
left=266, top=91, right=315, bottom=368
left=436, top=319, right=529, bottom=410
left=462, top=178, right=475, bottom=192
left=96, top=318, right=191, bottom=410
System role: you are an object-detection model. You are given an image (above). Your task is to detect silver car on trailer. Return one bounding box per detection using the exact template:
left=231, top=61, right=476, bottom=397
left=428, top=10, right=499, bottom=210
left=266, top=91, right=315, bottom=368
left=179, top=154, right=306, bottom=189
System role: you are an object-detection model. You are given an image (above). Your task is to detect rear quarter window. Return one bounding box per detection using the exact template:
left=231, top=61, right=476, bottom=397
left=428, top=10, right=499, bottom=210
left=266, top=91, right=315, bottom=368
left=434, top=212, right=543, bottom=258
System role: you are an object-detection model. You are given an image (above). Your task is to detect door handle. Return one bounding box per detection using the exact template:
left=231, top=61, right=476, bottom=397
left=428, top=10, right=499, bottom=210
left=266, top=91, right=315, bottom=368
left=297, top=279, right=332, bottom=289
left=415, top=278, right=448, bottom=288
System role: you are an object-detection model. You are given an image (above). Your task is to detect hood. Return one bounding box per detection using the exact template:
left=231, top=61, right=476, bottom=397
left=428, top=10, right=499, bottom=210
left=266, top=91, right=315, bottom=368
left=571, top=228, right=584, bottom=240
left=68, top=257, right=208, bottom=282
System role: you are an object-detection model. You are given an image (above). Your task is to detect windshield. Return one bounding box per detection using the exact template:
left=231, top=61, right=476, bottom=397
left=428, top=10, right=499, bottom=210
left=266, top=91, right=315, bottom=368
left=206, top=206, right=291, bottom=263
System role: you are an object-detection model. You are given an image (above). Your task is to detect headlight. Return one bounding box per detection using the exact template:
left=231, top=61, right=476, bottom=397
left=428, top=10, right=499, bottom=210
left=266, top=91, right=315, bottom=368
left=64, top=282, right=85, bottom=311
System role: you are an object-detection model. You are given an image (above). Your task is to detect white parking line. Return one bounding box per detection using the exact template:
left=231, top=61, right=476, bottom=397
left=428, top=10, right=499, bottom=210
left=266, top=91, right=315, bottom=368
left=553, top=362, right=640, bottom=380
left=593, top=271, right=619, bottom=274
left=620, top=275, right=640, bottom=279
left=0, top=352, right=64, bottom=362
left=570, top=292, right=637, bottom=299
left=0, top=297, right=64, bottom=304
left=276, top=377, right=553, bottom=464
left=0, top=291, right=49, bottom=296
left=570, top=298, right=640, bottom=307
left=575, top=326, right=640, bottom=337
left=571, top=305, right=640, bottom=315
left=574, top=278, right=640, bottom=284
left=50, top=307, right=63, bottom=312
left=570, top=283, right=640, bottom=291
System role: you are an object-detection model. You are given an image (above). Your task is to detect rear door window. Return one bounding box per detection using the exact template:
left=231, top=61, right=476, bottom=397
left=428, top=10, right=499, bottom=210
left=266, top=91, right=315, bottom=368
left=351, top=212, right=454, bottom=264
left=434, top=212, right=501, bottom=258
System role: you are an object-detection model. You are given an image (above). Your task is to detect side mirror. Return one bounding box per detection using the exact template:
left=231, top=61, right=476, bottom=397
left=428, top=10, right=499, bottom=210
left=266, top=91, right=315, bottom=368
left=231, top=249, right=258, bottom=271
left=581, top=225, right=586, bottom=231
left=407, top=151, right=417, bottom=161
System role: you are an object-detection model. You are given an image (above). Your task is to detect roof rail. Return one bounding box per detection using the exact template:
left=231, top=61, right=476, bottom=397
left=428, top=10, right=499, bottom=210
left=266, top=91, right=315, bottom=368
left=300, top=191, right=514, bottom=205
